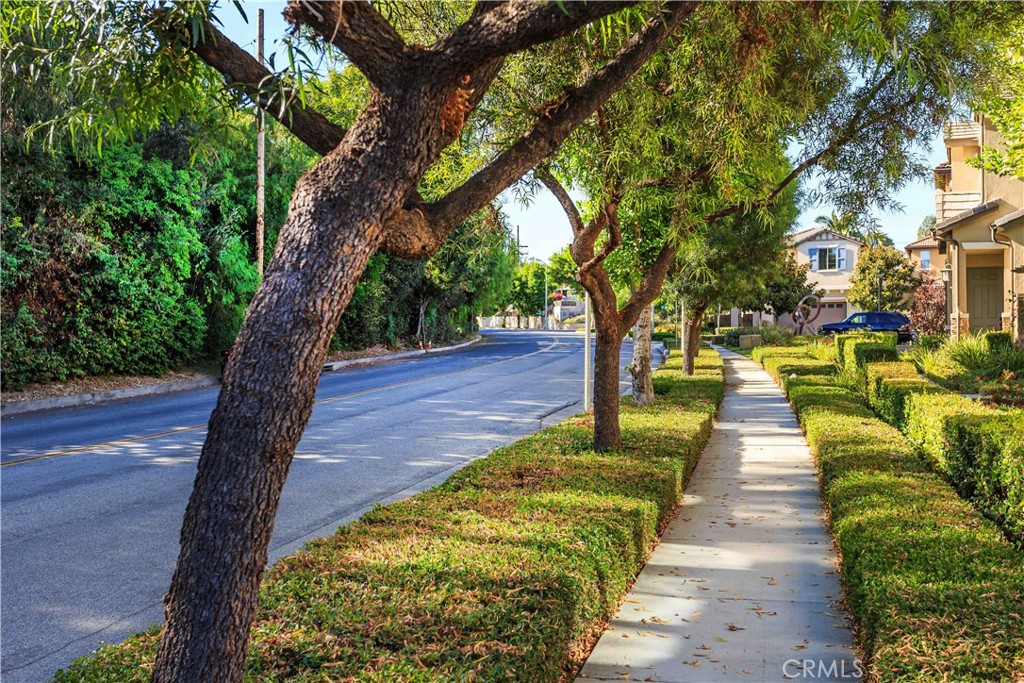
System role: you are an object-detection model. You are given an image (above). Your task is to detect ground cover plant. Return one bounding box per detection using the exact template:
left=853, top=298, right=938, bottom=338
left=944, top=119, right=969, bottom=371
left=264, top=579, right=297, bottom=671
left=53, top=350, right=724, bottom=682
left=753, top=346, right=1024, bottom=681
left=908, top=332, right=1024, bottom=396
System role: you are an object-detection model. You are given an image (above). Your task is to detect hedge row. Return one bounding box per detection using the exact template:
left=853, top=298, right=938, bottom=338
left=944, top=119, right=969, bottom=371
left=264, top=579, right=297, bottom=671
left=54, top=352, right=725, bottom=683
left=905, top=393, right=1024, bottom=543
left=864, top=362, right=946, bottom=428
left=756, top=352, right=1024, bottom=681
left=836, top=333, right=898, bottom=379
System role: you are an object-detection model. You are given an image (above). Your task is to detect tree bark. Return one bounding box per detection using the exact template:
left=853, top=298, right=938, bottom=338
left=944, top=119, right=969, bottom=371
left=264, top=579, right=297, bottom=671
left=153, top=84, right=451, bottom=683
left=592, top=315, right=625, bottom=450
left=683, top=305, right=707, bottom=376
left=629, top=304, right=655, bottom=405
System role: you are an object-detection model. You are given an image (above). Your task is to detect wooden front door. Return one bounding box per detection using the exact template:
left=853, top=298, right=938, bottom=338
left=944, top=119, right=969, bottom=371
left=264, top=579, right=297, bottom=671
left=967, top=267, right=1003, bottom=332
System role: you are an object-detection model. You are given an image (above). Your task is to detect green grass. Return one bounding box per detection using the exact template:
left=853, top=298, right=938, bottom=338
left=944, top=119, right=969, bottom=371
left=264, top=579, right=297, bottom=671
left=756, top=355, right=1024, bottom=682
left=54, top=352, right=725, bottom=683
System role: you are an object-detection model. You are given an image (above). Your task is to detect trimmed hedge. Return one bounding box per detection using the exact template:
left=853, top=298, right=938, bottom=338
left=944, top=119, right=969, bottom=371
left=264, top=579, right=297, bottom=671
left=865, top=362, right=946, bottom=429
left=835, top=331, right=896, bottom=366
left=759, top=355, right=1024, bottom=681
left=904, top=393, right=992, bottom=472
left=53, top=353, right=725, bottom=682
left=949, top=415, right=1024, bottom=542
left=840, top=336, right=899, bottom=379
left=985, top=331, right=1013, bottom=350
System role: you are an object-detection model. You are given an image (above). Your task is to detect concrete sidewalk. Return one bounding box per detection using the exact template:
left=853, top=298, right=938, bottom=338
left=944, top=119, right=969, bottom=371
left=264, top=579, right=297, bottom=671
left=577, top=348, right=857, bottom=683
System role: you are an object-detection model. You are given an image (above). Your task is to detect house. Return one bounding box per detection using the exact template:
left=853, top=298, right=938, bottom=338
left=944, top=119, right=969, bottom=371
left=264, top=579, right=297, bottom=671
left=904, top=234, right=946, bottom=278
left=933, top=115, right=1024, bottom=340
left=723, top=227, right=865, bottom=331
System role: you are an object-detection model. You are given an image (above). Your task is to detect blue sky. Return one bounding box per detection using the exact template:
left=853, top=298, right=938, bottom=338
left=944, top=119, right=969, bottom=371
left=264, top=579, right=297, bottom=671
left=218, top=2, right=944, bottom=263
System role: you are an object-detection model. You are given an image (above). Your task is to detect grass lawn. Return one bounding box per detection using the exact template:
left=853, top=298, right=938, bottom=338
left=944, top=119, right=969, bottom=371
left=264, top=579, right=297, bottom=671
left=55, top=352, right=725, bottom=683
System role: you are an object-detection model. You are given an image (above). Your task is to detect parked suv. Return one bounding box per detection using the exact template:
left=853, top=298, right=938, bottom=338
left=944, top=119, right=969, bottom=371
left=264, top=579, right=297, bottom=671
left=817, top=311, right=916, bottom=343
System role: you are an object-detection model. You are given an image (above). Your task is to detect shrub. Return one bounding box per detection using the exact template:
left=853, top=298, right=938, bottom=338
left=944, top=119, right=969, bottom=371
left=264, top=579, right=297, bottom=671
left=806, top=336, right=838, bottom=364
left=52, top=351, right=726, bottom=683
left=751, top=344, right=810, bottom=366
left=754, top=354, right=1024, bottom=681
left=864, top=362, right=944, bottom=429
left=985, top=331, right=1013, bottom=350
left=948, top=413, right=1024, bottom=542
left=903, top=393, right=992, bottom=472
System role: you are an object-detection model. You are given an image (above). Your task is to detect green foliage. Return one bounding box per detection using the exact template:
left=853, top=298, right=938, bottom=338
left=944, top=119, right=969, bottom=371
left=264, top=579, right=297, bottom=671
left=904, top=393, right=992, bottom=472
left=912, top=332, right=1024, bottom=393
left=847, top=246, right=919, bottom=312
left=917, top=215, right=936, bottom=238
left=545, top=246, right=578, bottom=290
left=53, top=349, right=725, bottom=683
left=743, top=252, right=821, bottom=318
left=985, top=331, right=1013, bottom=350
left=719, top=325, right=794, bottom=348
left=948, top=414, right=1024, bottom=542
left=505, top=260, right=548, bottom=319
left=754, top=353, right=1024, bottom=681
left=865, top=362, right=946, bottom=429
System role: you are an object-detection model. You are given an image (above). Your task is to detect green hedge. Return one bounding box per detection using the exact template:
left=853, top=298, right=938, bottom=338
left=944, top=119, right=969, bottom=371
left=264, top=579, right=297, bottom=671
left=750, top=344, right=810, bottom=365
left=53, top=353, right=725, bottom=683
left=865, top=362, right=946, bottom=429
left=835, top=331, right=896, bottom=366
left=949, top=416, right=1024, bottom=542
left=904, top=393, right=992, bottom=472
left=985, top=331, right=1013, bottom=350
left=839, top=335, right=899, bottom=379
left=759, top=355, right=1024, bottom=681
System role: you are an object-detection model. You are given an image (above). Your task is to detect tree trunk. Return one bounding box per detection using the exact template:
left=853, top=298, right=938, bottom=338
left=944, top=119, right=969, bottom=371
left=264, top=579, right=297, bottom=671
left=153, top=90, right=447, bottom=683
left=629, top=304, right=655, bottom=405
left=593, top=322, right=624, bottom=450
left=683, top=306, right=707, bottom=376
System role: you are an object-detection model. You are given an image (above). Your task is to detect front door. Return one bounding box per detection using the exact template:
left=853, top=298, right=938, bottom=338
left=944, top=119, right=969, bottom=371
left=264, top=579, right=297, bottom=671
left=967, top=267, right=1003, bottom=332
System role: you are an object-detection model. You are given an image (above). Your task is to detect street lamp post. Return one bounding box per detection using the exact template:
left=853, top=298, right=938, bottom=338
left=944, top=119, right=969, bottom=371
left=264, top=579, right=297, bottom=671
left=941, top=264, right=953, bottom=333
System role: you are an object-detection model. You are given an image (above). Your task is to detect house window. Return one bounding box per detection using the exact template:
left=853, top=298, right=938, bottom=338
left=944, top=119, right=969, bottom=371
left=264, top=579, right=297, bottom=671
left=808, top=246, right=847, bottom=271
left=920, top=250, right=931, bottom=269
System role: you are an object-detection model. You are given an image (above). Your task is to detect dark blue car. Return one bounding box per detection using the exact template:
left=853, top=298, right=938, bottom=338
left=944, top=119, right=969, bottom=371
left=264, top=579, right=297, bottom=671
left=818, top=311, right=916, bottom=343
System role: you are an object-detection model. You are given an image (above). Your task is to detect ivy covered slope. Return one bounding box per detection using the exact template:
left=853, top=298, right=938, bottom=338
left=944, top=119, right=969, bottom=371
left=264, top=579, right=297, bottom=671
left=753, top=346, right=1024, bottom=681
left=54, top=350, right=724, bottom=682
left=1, top=117, right=516, bottom=391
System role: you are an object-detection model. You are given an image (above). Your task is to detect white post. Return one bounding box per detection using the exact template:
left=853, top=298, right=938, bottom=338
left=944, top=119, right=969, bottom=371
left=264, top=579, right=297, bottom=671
left=544, top=268, right=548, bottom=331
left=680, top=298, right=685, bottom=353
left=255, top=8, right=266, bottom=280
left=584, top=291, right=592, bottom=411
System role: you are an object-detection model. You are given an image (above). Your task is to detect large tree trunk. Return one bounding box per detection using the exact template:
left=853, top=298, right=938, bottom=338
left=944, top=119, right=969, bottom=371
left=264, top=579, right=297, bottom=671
left=629, top=304, right=655, bottom=405
left=153, top=91, right=445, bottom=683
left=593, top=321, right=625, bottom=450
left=683, top=305, right=707, bottom=376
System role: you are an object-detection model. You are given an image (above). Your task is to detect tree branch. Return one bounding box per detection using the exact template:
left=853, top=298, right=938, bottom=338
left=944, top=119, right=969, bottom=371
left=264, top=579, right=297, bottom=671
left=186, top=19, right=346, bottom=156
left=425, top=2, right=695, bottom=235
left=435, top=1, right=635, bottom=75
left=619, top=242, right=676, bottom=328
left=535, top=166, right=585, bottom=236
left=284, top=0, right=407, bottom=91
left=579, top=203, right=622, bottom=275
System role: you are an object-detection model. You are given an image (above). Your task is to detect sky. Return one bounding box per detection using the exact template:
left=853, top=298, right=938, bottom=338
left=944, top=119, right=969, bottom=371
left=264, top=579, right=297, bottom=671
left=218, top=2, right=946, bottom=264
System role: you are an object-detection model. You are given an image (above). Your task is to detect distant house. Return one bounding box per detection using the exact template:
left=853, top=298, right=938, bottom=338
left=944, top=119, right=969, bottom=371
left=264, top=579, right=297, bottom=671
left=721, top=227, right=865, bottom=331
left=904, top=234, right=946, bottom=278
left=933, top=115, right=1024, bottom=340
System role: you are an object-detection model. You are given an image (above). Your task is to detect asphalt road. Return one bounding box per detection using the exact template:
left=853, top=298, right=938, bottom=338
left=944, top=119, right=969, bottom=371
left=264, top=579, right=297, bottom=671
left=1, top=330, right=642, bottom=682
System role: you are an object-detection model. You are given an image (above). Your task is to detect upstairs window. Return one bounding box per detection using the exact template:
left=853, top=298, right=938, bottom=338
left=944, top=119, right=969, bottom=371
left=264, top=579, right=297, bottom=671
left=920, top=250, right=931, bottom=269
left=808, top=246, right=848, bottom=271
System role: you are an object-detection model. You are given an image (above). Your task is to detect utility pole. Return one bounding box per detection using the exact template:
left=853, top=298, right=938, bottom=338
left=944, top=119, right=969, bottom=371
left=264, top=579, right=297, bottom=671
left=255, top=9, right=266, bottom=280
left=584, top=291, right=592, bottom=411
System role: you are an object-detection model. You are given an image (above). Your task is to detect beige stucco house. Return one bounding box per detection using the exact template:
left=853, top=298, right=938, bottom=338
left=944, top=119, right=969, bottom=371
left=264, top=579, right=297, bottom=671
left=933, top=116, right=1024, bottom=340
left=904, top=235, right=947, bottom=278
left=723, top=227, right=865, bottom=330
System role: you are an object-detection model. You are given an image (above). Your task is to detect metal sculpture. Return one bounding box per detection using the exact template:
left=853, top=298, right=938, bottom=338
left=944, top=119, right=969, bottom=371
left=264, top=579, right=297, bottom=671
left=793, top=294, right=822, bottom=336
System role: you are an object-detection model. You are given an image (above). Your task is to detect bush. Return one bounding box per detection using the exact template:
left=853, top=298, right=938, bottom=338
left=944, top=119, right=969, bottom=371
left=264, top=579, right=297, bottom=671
left=754, top=354, right=1024, bottom=681
left=53, top=351, right=726, bottom=683
left=985, top=331, right=1013, bottom=350
left=948, top=414, right=1024, bottom=542
left=865, top=362, right=945, bottom=429
left=903, top=393, right=993, bottom=472
left=839, top=335, right=899, bottom=380
left=720, top=325, right=795, bottom=347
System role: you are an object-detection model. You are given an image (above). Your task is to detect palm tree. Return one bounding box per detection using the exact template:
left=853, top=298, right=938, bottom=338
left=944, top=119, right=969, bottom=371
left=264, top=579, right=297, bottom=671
left=814, top=210, right=864, bottom=241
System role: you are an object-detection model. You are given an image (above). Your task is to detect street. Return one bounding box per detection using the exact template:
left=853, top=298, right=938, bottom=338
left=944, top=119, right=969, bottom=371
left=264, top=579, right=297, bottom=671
left=1, top=330, right=639, bottom=682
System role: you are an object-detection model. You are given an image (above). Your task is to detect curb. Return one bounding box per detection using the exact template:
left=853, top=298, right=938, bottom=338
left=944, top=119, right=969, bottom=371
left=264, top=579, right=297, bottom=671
left=321, top=335, right=482, bottom=372
left=1, top=377, right=221, bottom=417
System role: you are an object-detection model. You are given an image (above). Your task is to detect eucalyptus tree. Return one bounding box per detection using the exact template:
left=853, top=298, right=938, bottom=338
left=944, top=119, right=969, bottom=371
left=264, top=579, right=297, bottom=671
left=3, top=2, right=695, bottom=679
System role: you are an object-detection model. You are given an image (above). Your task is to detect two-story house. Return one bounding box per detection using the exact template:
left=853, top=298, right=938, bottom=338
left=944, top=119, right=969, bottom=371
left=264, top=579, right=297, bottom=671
left=723, top=226, right=865, bottom=331
left=904, top=235, right=947, bottom=278
left=933, top=115, right=1024, bottom=340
